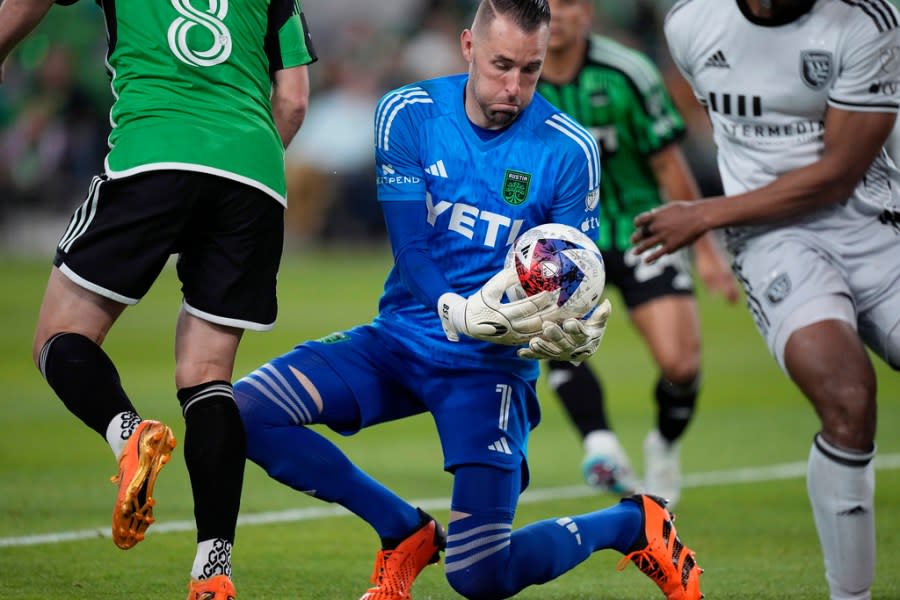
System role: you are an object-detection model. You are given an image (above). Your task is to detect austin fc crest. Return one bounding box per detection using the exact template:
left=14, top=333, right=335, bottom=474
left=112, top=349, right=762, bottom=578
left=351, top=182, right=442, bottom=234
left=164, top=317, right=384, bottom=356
left=502, top=169, right=531, bottom=205
left=800, top=51, right=834, bottom=90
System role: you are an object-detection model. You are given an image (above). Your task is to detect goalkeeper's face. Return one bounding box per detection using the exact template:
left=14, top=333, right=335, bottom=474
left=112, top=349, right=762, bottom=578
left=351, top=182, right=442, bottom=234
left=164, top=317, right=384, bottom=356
left=461, top=13, right=549, bottom=129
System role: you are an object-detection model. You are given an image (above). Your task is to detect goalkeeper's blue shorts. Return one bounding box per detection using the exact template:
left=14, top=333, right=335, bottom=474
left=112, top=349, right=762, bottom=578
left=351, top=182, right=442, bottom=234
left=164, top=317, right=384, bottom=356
left=234, top=323, right=539, bottom=487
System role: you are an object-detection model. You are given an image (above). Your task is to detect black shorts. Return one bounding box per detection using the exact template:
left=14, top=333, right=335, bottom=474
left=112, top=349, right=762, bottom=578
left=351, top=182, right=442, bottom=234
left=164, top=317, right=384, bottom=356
left=603, top=247, right=695, bottom=309
left=54, top=171, right=284, bottom=330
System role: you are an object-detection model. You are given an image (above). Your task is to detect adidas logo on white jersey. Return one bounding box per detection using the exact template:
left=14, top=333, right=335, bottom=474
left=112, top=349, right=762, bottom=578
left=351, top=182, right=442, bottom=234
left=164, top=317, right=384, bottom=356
left=426, top=160, right=448, bottom=178
left=704, top=50, right=730, bottom=69
left=488, top=437, right=512, bottom=454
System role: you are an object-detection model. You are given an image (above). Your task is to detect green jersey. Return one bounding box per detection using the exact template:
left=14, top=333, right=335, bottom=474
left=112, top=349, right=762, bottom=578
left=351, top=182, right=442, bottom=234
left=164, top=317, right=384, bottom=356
left=538, top=35, right=685, bottom=251
left=72, top=0, right=315, bottom=204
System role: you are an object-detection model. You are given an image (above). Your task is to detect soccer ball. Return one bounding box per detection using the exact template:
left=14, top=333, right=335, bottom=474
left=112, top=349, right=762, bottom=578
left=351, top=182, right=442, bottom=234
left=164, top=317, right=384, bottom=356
left=505, top=223, right=606, bottom=321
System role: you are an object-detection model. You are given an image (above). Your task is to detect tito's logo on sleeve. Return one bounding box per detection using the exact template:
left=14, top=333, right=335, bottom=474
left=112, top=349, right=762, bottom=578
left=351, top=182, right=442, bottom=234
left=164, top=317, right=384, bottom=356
left=502, top=170, right=531, bottom=206
left=168, top=0, right=232, bottom=67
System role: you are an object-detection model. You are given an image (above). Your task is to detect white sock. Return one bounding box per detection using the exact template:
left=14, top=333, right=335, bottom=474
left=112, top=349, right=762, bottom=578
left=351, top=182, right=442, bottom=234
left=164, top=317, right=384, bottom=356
left=807, top=434, right=875, bottom=600
left=192, top=538, right=233, bottom=580
left=583, top=429, right=620, bottom=455
left=105, top=411, right=141, bottom=459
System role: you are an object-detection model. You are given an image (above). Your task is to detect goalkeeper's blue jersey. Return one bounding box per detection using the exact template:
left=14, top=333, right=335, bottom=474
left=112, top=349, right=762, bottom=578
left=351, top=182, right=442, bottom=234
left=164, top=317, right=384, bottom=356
left=373, top=73, right=601, bottom=379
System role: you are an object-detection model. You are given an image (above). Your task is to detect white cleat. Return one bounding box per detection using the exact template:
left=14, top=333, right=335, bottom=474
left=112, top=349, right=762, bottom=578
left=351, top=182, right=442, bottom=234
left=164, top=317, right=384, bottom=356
left=580, top=430, right=638, bottom=496
left=642, top=429, right=682, bottom=509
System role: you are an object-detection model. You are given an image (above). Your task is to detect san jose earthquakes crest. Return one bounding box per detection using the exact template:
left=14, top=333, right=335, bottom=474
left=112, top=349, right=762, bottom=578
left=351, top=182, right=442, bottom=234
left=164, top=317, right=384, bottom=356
left=800, top=50, right=834, bottom=90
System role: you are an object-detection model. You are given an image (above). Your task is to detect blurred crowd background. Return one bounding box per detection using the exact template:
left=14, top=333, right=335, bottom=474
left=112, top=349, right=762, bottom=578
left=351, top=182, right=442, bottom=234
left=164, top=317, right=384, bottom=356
left=1, top=0, right=896, bottom=253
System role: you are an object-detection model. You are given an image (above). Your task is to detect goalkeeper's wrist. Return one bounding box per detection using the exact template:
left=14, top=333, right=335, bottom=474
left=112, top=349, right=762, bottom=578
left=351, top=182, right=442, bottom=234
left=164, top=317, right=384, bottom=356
left=438, top=292, right=467, bottom=342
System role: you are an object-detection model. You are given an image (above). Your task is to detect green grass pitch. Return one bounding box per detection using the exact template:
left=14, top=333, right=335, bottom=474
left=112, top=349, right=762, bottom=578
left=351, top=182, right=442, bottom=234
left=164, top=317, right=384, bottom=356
left=0, top=249, right=898, bottom=599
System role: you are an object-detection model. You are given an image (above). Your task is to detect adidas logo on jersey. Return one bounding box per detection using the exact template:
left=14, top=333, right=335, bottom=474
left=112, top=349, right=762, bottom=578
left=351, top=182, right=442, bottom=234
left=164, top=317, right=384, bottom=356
left=426, top=159, right=448, bottom=178
left=488, top=437, right=512, bottom=455
left=704, top=50, right=730, bottom=69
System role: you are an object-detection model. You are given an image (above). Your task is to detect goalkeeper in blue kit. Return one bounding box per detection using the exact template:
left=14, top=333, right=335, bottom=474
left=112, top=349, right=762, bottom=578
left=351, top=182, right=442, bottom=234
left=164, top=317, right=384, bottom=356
left=233, top=1, right=703, bottom=599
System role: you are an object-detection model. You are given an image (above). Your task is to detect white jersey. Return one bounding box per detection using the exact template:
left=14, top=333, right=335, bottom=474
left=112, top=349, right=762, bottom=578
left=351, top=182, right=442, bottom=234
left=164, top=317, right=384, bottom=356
left=665, top=0, right=900, bottom=245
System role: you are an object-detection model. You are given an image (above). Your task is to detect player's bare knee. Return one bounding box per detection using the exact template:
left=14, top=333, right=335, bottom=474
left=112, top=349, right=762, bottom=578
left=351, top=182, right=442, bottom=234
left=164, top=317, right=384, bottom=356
left=651, top=341, right=699, bottom=383
left=651, top=337, right=699, bottom=383
left=816, top=383, right=876, bottom=450
left=658, top=359, right=700, bottom=386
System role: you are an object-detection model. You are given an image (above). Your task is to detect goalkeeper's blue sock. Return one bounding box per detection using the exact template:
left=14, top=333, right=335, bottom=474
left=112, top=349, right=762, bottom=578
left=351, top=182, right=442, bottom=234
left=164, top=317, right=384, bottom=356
left=236, top=387, right=420, bottom=543
left=445, top=464, right=642, bottom=598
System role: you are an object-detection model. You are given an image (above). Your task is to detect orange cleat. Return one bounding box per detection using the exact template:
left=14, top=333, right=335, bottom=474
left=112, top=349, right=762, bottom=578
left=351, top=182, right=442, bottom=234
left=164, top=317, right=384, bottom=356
left=359, top=510, right=447, bottom=600
left=110, top=419, right=176, bottom=549
left=187, top=575, right=236, bottom=600
left=617, top=494, right=704, bottom=600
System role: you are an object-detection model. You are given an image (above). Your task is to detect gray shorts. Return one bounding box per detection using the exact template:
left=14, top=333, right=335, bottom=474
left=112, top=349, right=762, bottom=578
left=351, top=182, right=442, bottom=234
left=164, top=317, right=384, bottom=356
left=732, top=216, right=900, bottom=370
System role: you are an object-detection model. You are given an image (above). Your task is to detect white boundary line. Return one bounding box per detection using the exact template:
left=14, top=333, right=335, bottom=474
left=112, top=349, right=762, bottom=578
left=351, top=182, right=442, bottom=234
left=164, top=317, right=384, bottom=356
left=3, top=454, right=899, bottom=549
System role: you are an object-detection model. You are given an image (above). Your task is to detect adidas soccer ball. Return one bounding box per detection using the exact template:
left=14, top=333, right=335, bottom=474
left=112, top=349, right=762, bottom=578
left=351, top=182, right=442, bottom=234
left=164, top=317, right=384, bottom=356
left=505, top=223, right=606, bottom=321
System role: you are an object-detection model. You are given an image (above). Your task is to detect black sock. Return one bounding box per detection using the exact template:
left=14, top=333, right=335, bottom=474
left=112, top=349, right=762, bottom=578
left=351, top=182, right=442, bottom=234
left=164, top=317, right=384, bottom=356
left=548, top=360, right=609, bottom=437
left=179, top=381, right=246, bottom=543
left=39, top=332, right=137, bottom=438
left=655, top=374, right=699, bottom=443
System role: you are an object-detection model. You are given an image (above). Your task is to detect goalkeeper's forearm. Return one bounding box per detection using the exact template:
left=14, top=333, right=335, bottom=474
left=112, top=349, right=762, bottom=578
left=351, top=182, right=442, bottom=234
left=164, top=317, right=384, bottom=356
left=382, top=201, right=454, bottom=310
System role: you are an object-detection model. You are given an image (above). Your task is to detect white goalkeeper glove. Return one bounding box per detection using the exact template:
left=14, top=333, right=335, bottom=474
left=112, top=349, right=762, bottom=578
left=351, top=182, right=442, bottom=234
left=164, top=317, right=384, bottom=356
left=438, top=268, right=559, bottom=345
left=517, top=299, right=612, bottom=363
